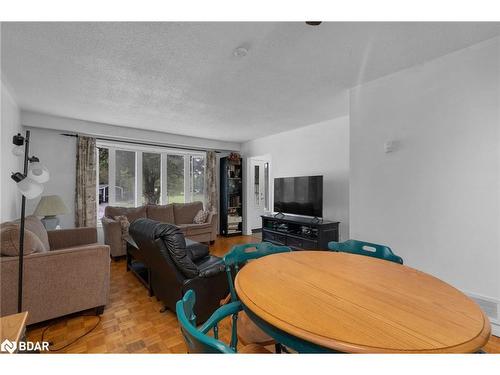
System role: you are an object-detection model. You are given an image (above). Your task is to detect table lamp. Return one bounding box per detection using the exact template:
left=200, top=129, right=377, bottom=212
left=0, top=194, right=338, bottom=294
left=34, top=195, right=69, bottom=229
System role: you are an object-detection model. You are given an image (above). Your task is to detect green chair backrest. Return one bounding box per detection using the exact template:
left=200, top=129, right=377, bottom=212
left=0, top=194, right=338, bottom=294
left=327, top=239, right=403, bottom=264
left=176, top=289, right=243, bottom=353
left=223, top=242, right=292, bottom=302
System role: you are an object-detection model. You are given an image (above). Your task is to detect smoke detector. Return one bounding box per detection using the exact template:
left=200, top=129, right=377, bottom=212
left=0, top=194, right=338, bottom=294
left=233, top=46, right=248, bottom=58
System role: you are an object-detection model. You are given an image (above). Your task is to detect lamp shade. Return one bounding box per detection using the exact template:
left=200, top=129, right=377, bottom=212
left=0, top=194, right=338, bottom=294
left=28, top=161, right=50, bottom=183
left=34, top=195, right=69, bottom=216
left=11, top=173, right=44, bottom=199
left=12, top=145, right=24, bottom=156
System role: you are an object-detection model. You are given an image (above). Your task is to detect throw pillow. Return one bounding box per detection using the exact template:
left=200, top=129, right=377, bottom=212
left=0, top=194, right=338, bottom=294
left=23, top=215, right=50, bottom=251
left=193, top=210, right=209, bottom=224
left=0, top=224, right=46, bottom=256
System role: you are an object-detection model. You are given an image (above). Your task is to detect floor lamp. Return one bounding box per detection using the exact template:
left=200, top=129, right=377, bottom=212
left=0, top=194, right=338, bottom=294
left=11, top=130, right=50, bottom=312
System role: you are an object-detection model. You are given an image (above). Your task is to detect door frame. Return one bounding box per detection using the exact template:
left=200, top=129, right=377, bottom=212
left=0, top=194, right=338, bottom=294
left=243, top=154, right=272, bottom=235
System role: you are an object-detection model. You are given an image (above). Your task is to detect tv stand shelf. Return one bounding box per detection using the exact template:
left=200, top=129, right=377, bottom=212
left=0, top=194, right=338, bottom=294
left=261, top=214, right=339, bottom=250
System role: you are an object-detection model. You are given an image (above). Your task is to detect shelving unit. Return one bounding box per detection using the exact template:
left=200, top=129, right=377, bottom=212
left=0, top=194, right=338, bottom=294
left=220, top=156, right=243, bottom=236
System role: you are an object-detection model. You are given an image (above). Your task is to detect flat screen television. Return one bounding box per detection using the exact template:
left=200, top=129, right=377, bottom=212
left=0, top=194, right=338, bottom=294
left=274, top=175, right=323, bottom=218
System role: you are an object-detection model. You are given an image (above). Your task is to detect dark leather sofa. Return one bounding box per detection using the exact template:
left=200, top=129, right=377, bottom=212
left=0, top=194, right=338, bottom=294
left=129, top=218, right=228, bottom=323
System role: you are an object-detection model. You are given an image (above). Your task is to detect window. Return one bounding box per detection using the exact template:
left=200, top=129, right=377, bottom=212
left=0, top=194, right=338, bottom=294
left=97, top=147, right=109, bottom=221
left=167, top=154, right=185, bottom=203
left=115, top=150, right=136, bottom=207
left=190, top=155, right=205, bottom=203
left=264, top=162, right=269, bottom=211
left=96, top=142, right=206, bottom=223
left=254, top=165, right=260, bottom=206
left=142, top=153, right=161, bottom=205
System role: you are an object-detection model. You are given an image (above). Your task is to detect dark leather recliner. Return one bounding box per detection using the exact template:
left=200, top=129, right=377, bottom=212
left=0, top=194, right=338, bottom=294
left=129, top=218, right=228, bottom=323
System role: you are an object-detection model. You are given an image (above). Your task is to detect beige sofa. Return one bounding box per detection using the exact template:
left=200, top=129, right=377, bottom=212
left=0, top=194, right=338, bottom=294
left=0, top=216, right=110, bottom=325
left=101, top=201, right=217, bottom=258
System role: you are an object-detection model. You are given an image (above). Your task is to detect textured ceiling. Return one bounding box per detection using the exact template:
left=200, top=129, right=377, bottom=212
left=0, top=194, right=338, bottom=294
left=2, top=22, right=500, bottom=142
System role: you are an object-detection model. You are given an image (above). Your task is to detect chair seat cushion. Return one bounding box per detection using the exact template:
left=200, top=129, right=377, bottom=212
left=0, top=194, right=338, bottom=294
left=237, top=311, right=275, bottom=346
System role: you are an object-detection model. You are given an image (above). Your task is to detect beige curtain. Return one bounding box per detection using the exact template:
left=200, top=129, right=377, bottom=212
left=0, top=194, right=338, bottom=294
left=206, top=151, right=218, bottom=213
left=75, top=136, right=97, bottom=227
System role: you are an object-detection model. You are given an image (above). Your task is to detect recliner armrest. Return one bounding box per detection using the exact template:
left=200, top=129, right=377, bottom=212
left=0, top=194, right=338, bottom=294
left=186, top=239, right=209, bottom=261
left=196, top=256, right=225, bottom=278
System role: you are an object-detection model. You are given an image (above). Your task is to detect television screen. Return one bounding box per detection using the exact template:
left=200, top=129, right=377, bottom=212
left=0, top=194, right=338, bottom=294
left=274, top=175, right=323, bottom=218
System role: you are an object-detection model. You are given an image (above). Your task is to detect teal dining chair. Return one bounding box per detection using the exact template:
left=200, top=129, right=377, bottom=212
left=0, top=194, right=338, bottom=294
left=176, top=289, right=270, bottom=353
left=328, top=239, right=403, bottom=264
left=222, top=242, right=292, bottom=352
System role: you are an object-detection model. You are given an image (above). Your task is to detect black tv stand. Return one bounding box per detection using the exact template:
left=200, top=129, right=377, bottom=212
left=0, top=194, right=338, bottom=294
left=311, top=216, right=323, bottom=224
left=261, top=214, right=339, bottom=251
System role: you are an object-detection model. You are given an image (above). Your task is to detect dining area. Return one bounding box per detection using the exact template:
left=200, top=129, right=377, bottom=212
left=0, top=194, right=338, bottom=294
left=176, top=240, right=492, bottom=354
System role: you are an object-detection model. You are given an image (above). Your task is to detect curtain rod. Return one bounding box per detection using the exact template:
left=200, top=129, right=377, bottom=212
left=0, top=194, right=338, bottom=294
left=60, top=133, right=231, bottom=153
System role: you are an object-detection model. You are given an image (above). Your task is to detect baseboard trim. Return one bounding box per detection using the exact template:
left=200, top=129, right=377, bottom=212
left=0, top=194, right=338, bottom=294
left=464, top=291, right=500, bottom=337
left=491, top=322, right=500, bottom=337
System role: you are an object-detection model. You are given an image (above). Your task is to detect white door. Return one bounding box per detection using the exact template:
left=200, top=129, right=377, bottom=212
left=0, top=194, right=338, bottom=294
left=249, top=159, right=270, bottom=231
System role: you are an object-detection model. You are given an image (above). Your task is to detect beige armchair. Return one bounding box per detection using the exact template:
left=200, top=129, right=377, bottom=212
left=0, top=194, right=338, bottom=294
left=1, top=225, right=110, bottom=325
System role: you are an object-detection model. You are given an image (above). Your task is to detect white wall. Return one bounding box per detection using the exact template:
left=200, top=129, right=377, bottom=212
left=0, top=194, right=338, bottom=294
left=23, top=127, right=77, bottom=228
left=350, top=37, right=500, bottom=308
left=1, top=81, right=21, bottom=222
left=241, top=116, right=350, bottom=240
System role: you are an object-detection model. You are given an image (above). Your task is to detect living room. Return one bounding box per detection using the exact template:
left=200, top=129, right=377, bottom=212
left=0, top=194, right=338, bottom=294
left=1, top=1, right=500, bottom=372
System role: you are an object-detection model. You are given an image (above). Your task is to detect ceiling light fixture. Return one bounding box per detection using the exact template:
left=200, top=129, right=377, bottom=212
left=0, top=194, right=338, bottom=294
left=233, top=46, right=248, bottom=58
left=305, top=21, right=322, bottom=26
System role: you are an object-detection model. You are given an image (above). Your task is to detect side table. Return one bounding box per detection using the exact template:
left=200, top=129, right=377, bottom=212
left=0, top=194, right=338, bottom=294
left=125, top=236, right=153, bottom=297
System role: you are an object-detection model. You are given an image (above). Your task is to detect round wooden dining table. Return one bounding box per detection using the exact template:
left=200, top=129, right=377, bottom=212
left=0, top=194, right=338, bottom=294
left=234, top=251, right=491, bottom=353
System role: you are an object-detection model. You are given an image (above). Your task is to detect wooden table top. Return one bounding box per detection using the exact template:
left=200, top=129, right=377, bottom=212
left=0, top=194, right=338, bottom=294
left=235, top=251, right=491, bottom=353
left=0, top=312, right=28, bottom=343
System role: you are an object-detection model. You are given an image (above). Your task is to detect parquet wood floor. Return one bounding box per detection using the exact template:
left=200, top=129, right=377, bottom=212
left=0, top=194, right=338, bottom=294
left=26, top=235, right=500, bottom=354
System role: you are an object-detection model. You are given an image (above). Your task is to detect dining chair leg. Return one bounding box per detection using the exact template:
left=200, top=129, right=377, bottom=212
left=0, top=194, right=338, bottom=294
left=275, top=343, right=282, bottom=353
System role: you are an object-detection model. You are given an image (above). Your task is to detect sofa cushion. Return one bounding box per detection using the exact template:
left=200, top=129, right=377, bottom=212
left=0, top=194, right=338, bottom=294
left=147, top=204, right=175, bottom=223
left=1, top=224, right=46, bottom=256
left=105, top=206, right=147, bottom=224
left=173, top=201, right=204, bottom=224
left=17, top=215, right=50, bottom=251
